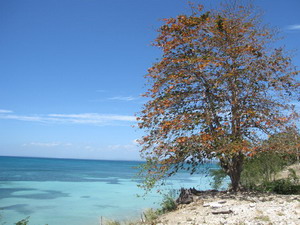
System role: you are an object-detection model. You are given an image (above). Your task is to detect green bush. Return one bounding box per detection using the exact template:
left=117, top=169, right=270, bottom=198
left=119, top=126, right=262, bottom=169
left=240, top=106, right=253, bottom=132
left=244, top=165, right=300, bottom=194
left=143, top=208, right=159, bottom=223
left=262, top=179, right=300, bottom=194
left=158, top=191, right=177, bottom=214
left=15, top=217, right=30, bottom=225
left=209, top=168, right=228, bottom=190
left=103, top=220, right=121, bottom=225
left=209, top=151, right=299, bottom=193
left=240, top=152, right=296, bottom=190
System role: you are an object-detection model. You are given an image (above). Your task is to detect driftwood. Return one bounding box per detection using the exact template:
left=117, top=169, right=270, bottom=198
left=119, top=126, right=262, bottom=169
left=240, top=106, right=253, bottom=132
left=212, top=209, right=233, bottom=214
left=176, top=188, right=194, bottom=204
left=176, top=188, right=221, bottom=205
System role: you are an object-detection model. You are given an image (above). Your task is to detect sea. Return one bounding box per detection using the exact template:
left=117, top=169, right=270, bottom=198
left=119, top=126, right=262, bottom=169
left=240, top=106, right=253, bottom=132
left=0, top=156, right=222, bottom=225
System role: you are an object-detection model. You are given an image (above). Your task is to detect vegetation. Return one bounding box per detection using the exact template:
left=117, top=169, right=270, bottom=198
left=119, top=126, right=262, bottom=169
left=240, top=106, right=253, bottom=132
left=157, top=191, right=177, bottom=214
left=142, top=208, right=159, bottom=224
left=210, top=131, right=300, bottom=194
left=210, top=167, right=228, bottom=190
left=138, top=0, right=299, bottom=192
left=15, top=217, right=30, bottom=225
left=240, top=128, right=300, bottom=194
left=241, top=152, right=291, bottom=189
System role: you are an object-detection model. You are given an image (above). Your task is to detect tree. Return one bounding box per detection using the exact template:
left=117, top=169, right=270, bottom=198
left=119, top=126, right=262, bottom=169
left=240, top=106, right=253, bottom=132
left=260, top=126, right=300, bottom=161
left=137, top=1, right=299, bottom=192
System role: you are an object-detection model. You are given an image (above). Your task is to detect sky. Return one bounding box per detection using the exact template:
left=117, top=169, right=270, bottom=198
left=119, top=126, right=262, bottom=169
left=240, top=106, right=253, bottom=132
left=0, top=0, right=299, bottom=160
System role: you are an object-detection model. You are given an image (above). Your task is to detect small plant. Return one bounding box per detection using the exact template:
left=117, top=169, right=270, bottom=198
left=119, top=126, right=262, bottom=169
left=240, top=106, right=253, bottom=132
left=254, top=215, right=270, bottom=222
left=209, top=168, right=227, bottom=190
left=103, top=219, right=138, bottom=225
left=264, top=179, right=300, bottom=194
left=236, top=222, right=246, bottom=225
left=158, top=191, right=177, bottom=214
left=288, top=168, right=299, bottom=183
left=277, top=212, right=284, bottom=216
left=104, top=220, right=121, bottom=225
left=15, top=217, right=30, bottom=225
left=143, top=208, right=159, bottom=223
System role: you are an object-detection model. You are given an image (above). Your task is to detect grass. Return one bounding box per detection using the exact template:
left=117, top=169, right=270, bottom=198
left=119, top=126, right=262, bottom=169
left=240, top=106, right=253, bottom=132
left=254, top=215, right=271, bottom=222
left=277, top=212, right=284, bottom=216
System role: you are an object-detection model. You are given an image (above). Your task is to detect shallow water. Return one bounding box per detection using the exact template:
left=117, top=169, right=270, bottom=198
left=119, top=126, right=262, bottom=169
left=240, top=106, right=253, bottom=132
left=0, top=156, right=219, bottom=225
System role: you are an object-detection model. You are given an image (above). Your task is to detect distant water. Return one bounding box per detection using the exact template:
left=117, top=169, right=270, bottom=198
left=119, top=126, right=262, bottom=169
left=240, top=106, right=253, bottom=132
left=0, top=156, right=219, bottom=225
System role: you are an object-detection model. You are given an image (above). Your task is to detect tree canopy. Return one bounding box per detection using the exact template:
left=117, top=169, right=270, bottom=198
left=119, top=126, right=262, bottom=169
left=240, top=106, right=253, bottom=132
left=137, top=1, right=299, bottom=192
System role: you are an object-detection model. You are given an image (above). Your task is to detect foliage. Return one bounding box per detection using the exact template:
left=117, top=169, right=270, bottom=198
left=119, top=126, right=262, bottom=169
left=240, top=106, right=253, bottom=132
left=103, top=217, right=140, bottom=225
left=143, top=208, right=159, bottom=224
left=263, top=178, right=300, bottom=195
left=137, top=0, right=299, bottom=192
left=240, top=152, right=291, bottom=189
left=143, top=191, right=177, bottom=223
left=0, top=215, right=48, bottom=225
left=211, top=151, right=300, bottom=194
left=157, top=191, right=177, bottom=214
left=240, top=128, right=300, bottom=190
left=288, top=168, right=299, bottom=183
left=263, top=167, right=300, bottom=194
left=209, top=167, right=228, bottom=190
left=15, top=217, right=30, bottom=225
left=260, top=126, right=300, bottom=155
left=239, top=149, right=300, bottom=194
left=103, top=220, right=121, bottom=225
left=254, top=215, right=270, bottom=222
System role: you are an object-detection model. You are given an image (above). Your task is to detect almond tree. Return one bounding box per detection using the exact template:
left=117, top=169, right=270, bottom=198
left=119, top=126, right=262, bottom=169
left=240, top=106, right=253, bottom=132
left=137, top=2, right=299, bottom=192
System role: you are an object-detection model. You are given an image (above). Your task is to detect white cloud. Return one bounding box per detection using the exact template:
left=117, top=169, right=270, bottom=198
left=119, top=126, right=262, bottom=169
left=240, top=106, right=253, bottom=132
left=48, top=113, right=136, bottom=123
left=0, top=114, right=45, bottom=122
left=0, top=111, right=136, bottom=126
left=0, top=109, right=13, bottom=113
left=108, top=96, right=139, bottom=101
left=108, top=144, right=137, bottom=151
left=23, top=142, right=71, bottom=148
left=287, top=24, right=300, bottom=30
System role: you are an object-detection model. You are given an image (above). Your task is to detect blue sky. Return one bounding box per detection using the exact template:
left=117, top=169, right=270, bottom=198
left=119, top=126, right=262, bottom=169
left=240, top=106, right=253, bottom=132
left=0, top=0, right=299, bottom=160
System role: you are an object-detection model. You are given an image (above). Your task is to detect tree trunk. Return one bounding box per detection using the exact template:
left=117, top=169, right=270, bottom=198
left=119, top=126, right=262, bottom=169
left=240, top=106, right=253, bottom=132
left=220, top=153, right=244, bottom=192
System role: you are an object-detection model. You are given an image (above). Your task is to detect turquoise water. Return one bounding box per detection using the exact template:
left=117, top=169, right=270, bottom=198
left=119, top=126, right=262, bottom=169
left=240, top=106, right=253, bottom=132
left=0, top=156, right=218, bottom=225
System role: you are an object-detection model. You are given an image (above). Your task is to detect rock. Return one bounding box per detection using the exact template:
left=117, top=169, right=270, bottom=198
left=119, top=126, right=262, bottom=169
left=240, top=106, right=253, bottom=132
left=249, top=203, right=256, bottom=208
left=210, top=202, right=223, bottom=208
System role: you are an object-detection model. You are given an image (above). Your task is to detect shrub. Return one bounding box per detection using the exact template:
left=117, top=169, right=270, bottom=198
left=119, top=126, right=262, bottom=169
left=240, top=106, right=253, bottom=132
left=240, top=152, right=296, bottom=190
left=15, top=217, right=30, bottom=225
left=263, top=179, right=300, bottom=194
left=210, top=151, right=299, bottom=193
left=104, top=220, right=121, bottom=225
left=143, top=208, right=159, bottom=223
left=209, top=168, right=228, bottom=190
left=158, top=191, right=177, bottom=214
